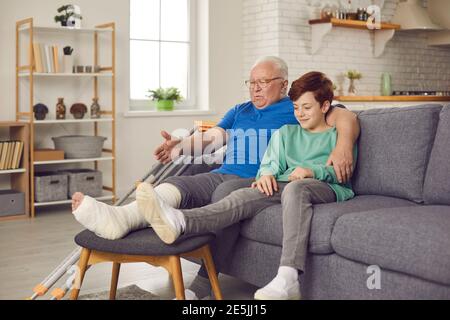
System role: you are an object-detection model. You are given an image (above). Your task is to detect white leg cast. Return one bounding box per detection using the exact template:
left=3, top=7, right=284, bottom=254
left=73, top=197, right=148, bottom=240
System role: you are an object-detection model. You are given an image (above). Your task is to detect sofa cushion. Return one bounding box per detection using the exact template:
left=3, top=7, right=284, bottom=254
left=352, top=104, right=442, bottom=203
left=240, top=195, right=417, bottom=254
left=423, top=105, right=450, bottom=205
left=331, top=206, right=450, bottom=286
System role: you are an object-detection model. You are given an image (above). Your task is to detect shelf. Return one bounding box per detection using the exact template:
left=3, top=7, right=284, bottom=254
left=34, top=156, right=114, bottom=165
left=335, top=96, right=450, bottom=102
left=19, top=25, right=113, bottom=34
left=309, top=18, right=400, bottom=30
left=34, top=193, right=114, bottom=207
left=0, top=169, right=26, bottom=175
left=309, top=18, right=401, bottom=57
left=17, top=18, right=116, bottom=217
left=18, top=73, right=113, bottom=78
left=28, top=118, right=114, bottom=124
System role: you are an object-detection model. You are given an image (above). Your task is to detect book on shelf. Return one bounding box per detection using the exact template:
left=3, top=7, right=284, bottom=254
left=32, top=42, right=62, bottom=74
left=0, top=141, right=24, bottom=170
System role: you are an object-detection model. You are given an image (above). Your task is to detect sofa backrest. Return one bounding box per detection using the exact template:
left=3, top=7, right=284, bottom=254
left=423, top=104, right=450, bottom=205
left=352, top=104, right=442, bottom=203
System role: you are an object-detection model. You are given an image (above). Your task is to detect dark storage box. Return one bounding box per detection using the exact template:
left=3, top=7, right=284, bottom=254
left=34, top=171, right=69, bottom=202
left=0, top=190, right=25, bottom=217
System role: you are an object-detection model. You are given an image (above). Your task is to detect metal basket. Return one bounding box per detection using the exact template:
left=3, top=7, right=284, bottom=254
left=52, top=135, right=107, bottom=159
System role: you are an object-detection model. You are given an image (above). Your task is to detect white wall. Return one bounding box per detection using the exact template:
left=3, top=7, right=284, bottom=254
left=0, top=0, right=243, bottom=197
left=242, top=0, right=450, bottom=96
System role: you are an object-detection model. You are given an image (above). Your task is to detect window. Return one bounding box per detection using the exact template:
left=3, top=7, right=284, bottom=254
left=130, top=0, right=195, bottom=110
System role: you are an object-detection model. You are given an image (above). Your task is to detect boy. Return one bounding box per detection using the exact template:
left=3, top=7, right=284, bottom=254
left=136, top=71, right=358, bottom=300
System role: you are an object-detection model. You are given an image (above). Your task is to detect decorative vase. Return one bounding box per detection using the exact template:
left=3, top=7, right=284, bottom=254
left=63, top=55, right=74, bottom=74
left=348, top=78, right=357, bottom=96
left=381, top=73, right=392, bottom=96
left=156, top=100, right=174, bottom=111
left=90, top=98, right=101, bottom=119
left=56, top=98, right=66, bottom=120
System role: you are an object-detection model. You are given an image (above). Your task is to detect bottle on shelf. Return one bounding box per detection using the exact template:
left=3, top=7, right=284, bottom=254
left=90, top=97, right=101, bottom=119
left=56, top=98, right=66, bottom=120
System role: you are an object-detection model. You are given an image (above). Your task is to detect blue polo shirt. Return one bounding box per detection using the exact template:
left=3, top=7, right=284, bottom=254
left=212, top=97, right=298, bottom=178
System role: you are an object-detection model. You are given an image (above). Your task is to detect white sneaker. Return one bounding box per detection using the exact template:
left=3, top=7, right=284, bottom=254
left=173, top=289, right=199, bottom=300
left=254, top=276, right=301, bottom=300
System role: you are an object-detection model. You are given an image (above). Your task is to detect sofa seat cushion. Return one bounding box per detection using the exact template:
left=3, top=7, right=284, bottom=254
left=331, top=206, right=450, bottom=286
left=352, top=104, right=442, bottom=203
left=240, top=195, right=417, bottom=254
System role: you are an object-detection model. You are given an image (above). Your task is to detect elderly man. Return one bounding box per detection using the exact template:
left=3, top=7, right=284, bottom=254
left=71, top=56, right=360, bottom=299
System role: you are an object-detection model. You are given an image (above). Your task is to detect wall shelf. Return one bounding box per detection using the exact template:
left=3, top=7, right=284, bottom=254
left=309, top=18, right=401, bottom=57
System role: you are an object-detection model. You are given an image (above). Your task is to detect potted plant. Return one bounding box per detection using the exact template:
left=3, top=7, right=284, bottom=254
left=54, top=5, right=82, bottom=27
left=345, top=70, right=362, bottom=96
left=147, top=87, right=183, bottom=111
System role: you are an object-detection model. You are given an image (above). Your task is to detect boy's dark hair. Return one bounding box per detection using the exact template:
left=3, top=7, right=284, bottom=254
left=288, top=71, right=334, bottom=106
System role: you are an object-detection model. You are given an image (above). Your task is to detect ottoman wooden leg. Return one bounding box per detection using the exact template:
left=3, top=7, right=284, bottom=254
left=70, top=248, right=91, bottom=300
left=201, top=245, right=223, bottom=300
left=110, top=262, right=121, bottom=300
left=169, top=256, right=186, bottom=300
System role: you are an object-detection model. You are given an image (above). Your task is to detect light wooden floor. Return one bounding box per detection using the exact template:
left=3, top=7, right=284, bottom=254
left=0, top=204, right=257, bottom=300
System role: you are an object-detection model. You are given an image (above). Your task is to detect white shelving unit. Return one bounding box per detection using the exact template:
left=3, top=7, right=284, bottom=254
left=18, top=73, right=113, bottom=78
left=16, top=18, right=117, bottom=217
left=34, top=157, right=114, bottom=166
left=34, top=193, right=114, bottom=207
left=0, top=169, right=27, bottom=175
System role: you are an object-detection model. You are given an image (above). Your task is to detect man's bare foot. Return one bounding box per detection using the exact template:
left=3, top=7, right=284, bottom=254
left=72, top=192, right=85, bottom=212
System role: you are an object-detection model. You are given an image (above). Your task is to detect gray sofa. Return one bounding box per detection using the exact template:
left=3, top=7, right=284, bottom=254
left=185, top=103, right=450, bottom=300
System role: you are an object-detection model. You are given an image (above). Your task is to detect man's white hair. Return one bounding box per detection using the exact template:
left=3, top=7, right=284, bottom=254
left=252, top=56, right=288, bottom=80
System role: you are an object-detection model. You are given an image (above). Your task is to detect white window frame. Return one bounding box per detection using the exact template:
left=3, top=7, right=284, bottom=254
left=129, top=0, right=197, bottom=110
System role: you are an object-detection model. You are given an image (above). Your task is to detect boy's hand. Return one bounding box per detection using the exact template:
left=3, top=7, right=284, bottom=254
left=288, top=167, right=313, bottom=181
left=251, top=175, right=278, bottom=196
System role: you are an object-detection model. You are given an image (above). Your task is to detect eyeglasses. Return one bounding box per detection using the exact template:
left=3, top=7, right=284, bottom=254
left=245, top=77, right=284, bottom=89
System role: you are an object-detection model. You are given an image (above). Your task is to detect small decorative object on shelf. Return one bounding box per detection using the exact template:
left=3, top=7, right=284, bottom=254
left=70, top=103, right=88, bottom=119
left=33, top=103, right=49, bottom=120
left=345, top=70, right=362, bottom=96
left=147, top=87, right=183, bottom=111
left=381, top=72, right=393, bottom=96
left=306, top=0, right=323, bottom=20
left=54, top=4, right=82, bottom=28
left=90, top=98, right=101, bottom=119
left=321, top=2, right=336, bottom=19
left=56, top=98, right=66, bottom=120
left=63, top=46, right=74, bottom=74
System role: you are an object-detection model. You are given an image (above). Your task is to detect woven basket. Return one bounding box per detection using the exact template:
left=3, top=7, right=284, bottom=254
left=52, top=135, right=107, bottom=159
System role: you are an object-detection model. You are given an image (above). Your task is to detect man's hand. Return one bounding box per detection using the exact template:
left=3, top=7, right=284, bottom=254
left=326, top=146, right=354, bottom=183
left=251, top=175, right=278, bottom=196
left=288, top=167, right=313, bottom=182
left=154, top=130, right=182, bottom=164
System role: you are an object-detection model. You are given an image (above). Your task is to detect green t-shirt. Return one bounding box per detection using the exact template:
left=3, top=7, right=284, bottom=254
left=256, top=124, right=357, bottom=202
